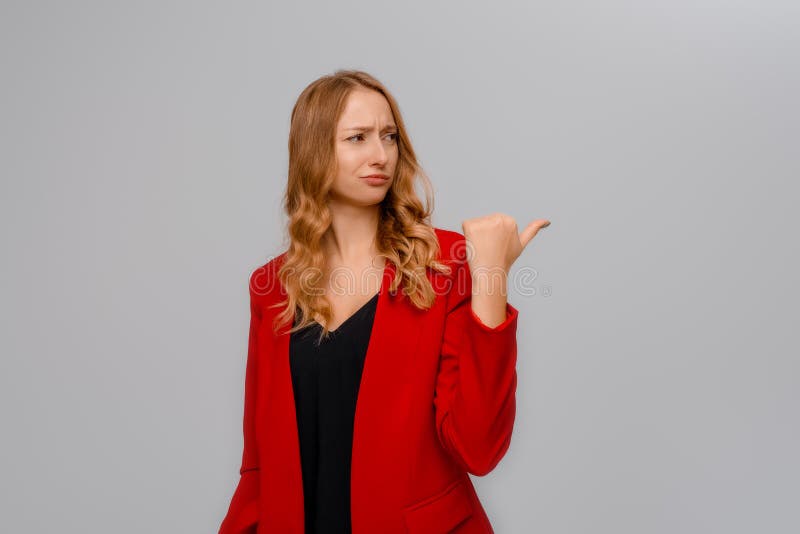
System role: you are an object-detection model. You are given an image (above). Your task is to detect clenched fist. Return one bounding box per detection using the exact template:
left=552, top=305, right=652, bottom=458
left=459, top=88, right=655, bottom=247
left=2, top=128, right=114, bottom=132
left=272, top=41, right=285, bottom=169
left=462, top=213, right=551, bottom=276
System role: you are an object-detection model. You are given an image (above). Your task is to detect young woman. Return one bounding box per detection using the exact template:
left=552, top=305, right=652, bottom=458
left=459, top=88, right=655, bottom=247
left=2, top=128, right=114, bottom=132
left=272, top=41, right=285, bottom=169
left=219, top=70, right=550, bottom=534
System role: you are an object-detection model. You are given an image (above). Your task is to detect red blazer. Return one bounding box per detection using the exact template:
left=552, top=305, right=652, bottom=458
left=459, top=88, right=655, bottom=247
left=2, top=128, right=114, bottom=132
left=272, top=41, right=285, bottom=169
left=219, top=228, right=519, bottom=533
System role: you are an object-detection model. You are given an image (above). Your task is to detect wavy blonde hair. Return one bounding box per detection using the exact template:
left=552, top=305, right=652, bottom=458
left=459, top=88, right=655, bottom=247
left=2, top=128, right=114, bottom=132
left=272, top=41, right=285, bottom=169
left=269, top=69, right=452, bottom=340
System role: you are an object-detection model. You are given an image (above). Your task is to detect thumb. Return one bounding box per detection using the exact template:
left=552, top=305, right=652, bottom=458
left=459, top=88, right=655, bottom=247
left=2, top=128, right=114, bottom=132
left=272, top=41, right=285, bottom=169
left=519, top=219, right=551, bottom=249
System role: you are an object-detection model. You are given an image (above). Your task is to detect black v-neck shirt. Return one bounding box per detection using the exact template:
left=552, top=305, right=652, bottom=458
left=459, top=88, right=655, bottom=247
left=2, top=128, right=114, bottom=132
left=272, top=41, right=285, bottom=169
left=289, top=292, right=379, bottom=534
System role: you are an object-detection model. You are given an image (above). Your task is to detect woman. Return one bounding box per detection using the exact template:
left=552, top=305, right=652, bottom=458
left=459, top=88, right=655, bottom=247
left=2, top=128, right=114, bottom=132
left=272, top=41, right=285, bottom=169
left=219, top=70, right=550, bottom=534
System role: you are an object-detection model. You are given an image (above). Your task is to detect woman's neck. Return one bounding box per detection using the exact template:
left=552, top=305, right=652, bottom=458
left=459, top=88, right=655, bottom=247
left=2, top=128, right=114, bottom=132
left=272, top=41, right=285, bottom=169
left=322, top=201, right=381, bottom=265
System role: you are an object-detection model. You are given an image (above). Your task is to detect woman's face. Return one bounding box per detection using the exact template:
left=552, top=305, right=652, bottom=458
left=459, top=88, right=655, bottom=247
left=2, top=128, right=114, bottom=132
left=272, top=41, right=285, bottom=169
left=330, top=88, right=398, bottom=206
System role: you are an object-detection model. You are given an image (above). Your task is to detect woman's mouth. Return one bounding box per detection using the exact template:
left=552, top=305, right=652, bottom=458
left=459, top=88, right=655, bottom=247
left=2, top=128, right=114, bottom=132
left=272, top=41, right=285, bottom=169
left=360, top=174, right=390, bottom=185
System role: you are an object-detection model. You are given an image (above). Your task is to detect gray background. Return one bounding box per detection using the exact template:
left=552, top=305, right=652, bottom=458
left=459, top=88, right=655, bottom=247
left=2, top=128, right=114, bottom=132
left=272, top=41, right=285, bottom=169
left=1, top=1, right=798, bottom=532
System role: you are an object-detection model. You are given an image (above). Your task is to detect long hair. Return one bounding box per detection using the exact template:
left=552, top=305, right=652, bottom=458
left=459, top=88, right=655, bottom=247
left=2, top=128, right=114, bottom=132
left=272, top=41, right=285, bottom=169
left=270, top=69, right=452, bottom=340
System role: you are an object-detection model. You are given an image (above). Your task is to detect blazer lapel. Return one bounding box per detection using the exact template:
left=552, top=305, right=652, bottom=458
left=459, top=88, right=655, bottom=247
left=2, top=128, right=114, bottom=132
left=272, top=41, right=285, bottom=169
left=260, top=298, right=304, bottom=531
left=350, top=260, right=426, bottom=532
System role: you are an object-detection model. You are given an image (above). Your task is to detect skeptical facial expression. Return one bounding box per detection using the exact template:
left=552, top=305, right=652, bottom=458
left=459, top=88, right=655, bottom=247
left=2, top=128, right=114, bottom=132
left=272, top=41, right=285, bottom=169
left=330, top=88, right=399, bottom=206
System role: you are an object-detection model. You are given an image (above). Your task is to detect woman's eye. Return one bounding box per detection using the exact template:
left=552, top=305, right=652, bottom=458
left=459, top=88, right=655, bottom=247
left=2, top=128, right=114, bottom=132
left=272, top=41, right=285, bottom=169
left=347, top=133, right=398, bottom=142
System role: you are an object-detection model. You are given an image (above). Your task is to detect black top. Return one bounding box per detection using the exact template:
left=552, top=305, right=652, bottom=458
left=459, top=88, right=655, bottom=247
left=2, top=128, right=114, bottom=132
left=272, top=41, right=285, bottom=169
left=289, top=292, right=379, bottom=534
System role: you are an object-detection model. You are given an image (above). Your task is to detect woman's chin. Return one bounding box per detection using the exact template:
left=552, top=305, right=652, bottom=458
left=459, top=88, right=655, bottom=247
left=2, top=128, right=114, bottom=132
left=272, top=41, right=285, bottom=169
left=329, top=191, right=388, bottom=208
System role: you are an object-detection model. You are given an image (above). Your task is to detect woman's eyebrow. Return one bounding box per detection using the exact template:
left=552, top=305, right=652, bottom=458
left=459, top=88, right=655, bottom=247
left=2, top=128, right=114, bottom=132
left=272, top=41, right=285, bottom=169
left=342, top=125, right=398, bottom=132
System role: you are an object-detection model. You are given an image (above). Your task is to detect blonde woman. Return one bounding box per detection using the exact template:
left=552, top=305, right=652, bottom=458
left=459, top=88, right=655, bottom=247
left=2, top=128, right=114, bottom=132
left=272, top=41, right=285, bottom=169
left=219, top=70, right=550, bottom=533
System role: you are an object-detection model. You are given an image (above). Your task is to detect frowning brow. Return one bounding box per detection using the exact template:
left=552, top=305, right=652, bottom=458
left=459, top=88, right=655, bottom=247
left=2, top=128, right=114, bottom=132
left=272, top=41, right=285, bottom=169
left=341, top=125, right=398, bottom=132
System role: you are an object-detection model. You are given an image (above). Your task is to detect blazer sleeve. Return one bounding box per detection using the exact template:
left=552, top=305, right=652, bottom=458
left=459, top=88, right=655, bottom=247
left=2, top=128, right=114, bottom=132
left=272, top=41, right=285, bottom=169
left=219, top=274, right=262, bottom=534
left=434, top=255, right=520, bottom=476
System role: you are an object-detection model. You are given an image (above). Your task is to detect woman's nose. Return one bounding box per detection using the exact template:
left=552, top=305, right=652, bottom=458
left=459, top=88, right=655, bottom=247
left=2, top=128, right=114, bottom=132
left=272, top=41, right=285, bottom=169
left=369, top=137, right=388, bottom=165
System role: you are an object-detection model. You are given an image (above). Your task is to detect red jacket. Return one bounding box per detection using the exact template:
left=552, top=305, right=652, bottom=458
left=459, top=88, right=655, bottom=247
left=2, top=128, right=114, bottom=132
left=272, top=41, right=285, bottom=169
left=219, top=228, right=519, bottom=533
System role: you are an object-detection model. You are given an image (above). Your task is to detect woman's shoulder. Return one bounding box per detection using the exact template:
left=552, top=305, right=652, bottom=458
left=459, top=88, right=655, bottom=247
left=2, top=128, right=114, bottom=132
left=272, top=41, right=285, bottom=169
left=248, top=251, right=288, bottom=304
left=433, top=226, right=469, bottom=264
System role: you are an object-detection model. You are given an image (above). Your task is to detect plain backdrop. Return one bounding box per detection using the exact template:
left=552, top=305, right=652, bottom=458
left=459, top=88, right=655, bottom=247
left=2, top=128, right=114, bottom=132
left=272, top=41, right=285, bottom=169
left=1, top=1, right=798, bottom=533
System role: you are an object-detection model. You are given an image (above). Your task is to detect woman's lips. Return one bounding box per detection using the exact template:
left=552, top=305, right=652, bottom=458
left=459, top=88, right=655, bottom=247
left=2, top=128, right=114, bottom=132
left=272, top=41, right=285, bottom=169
left=360, top=175, right=390, bottom=185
